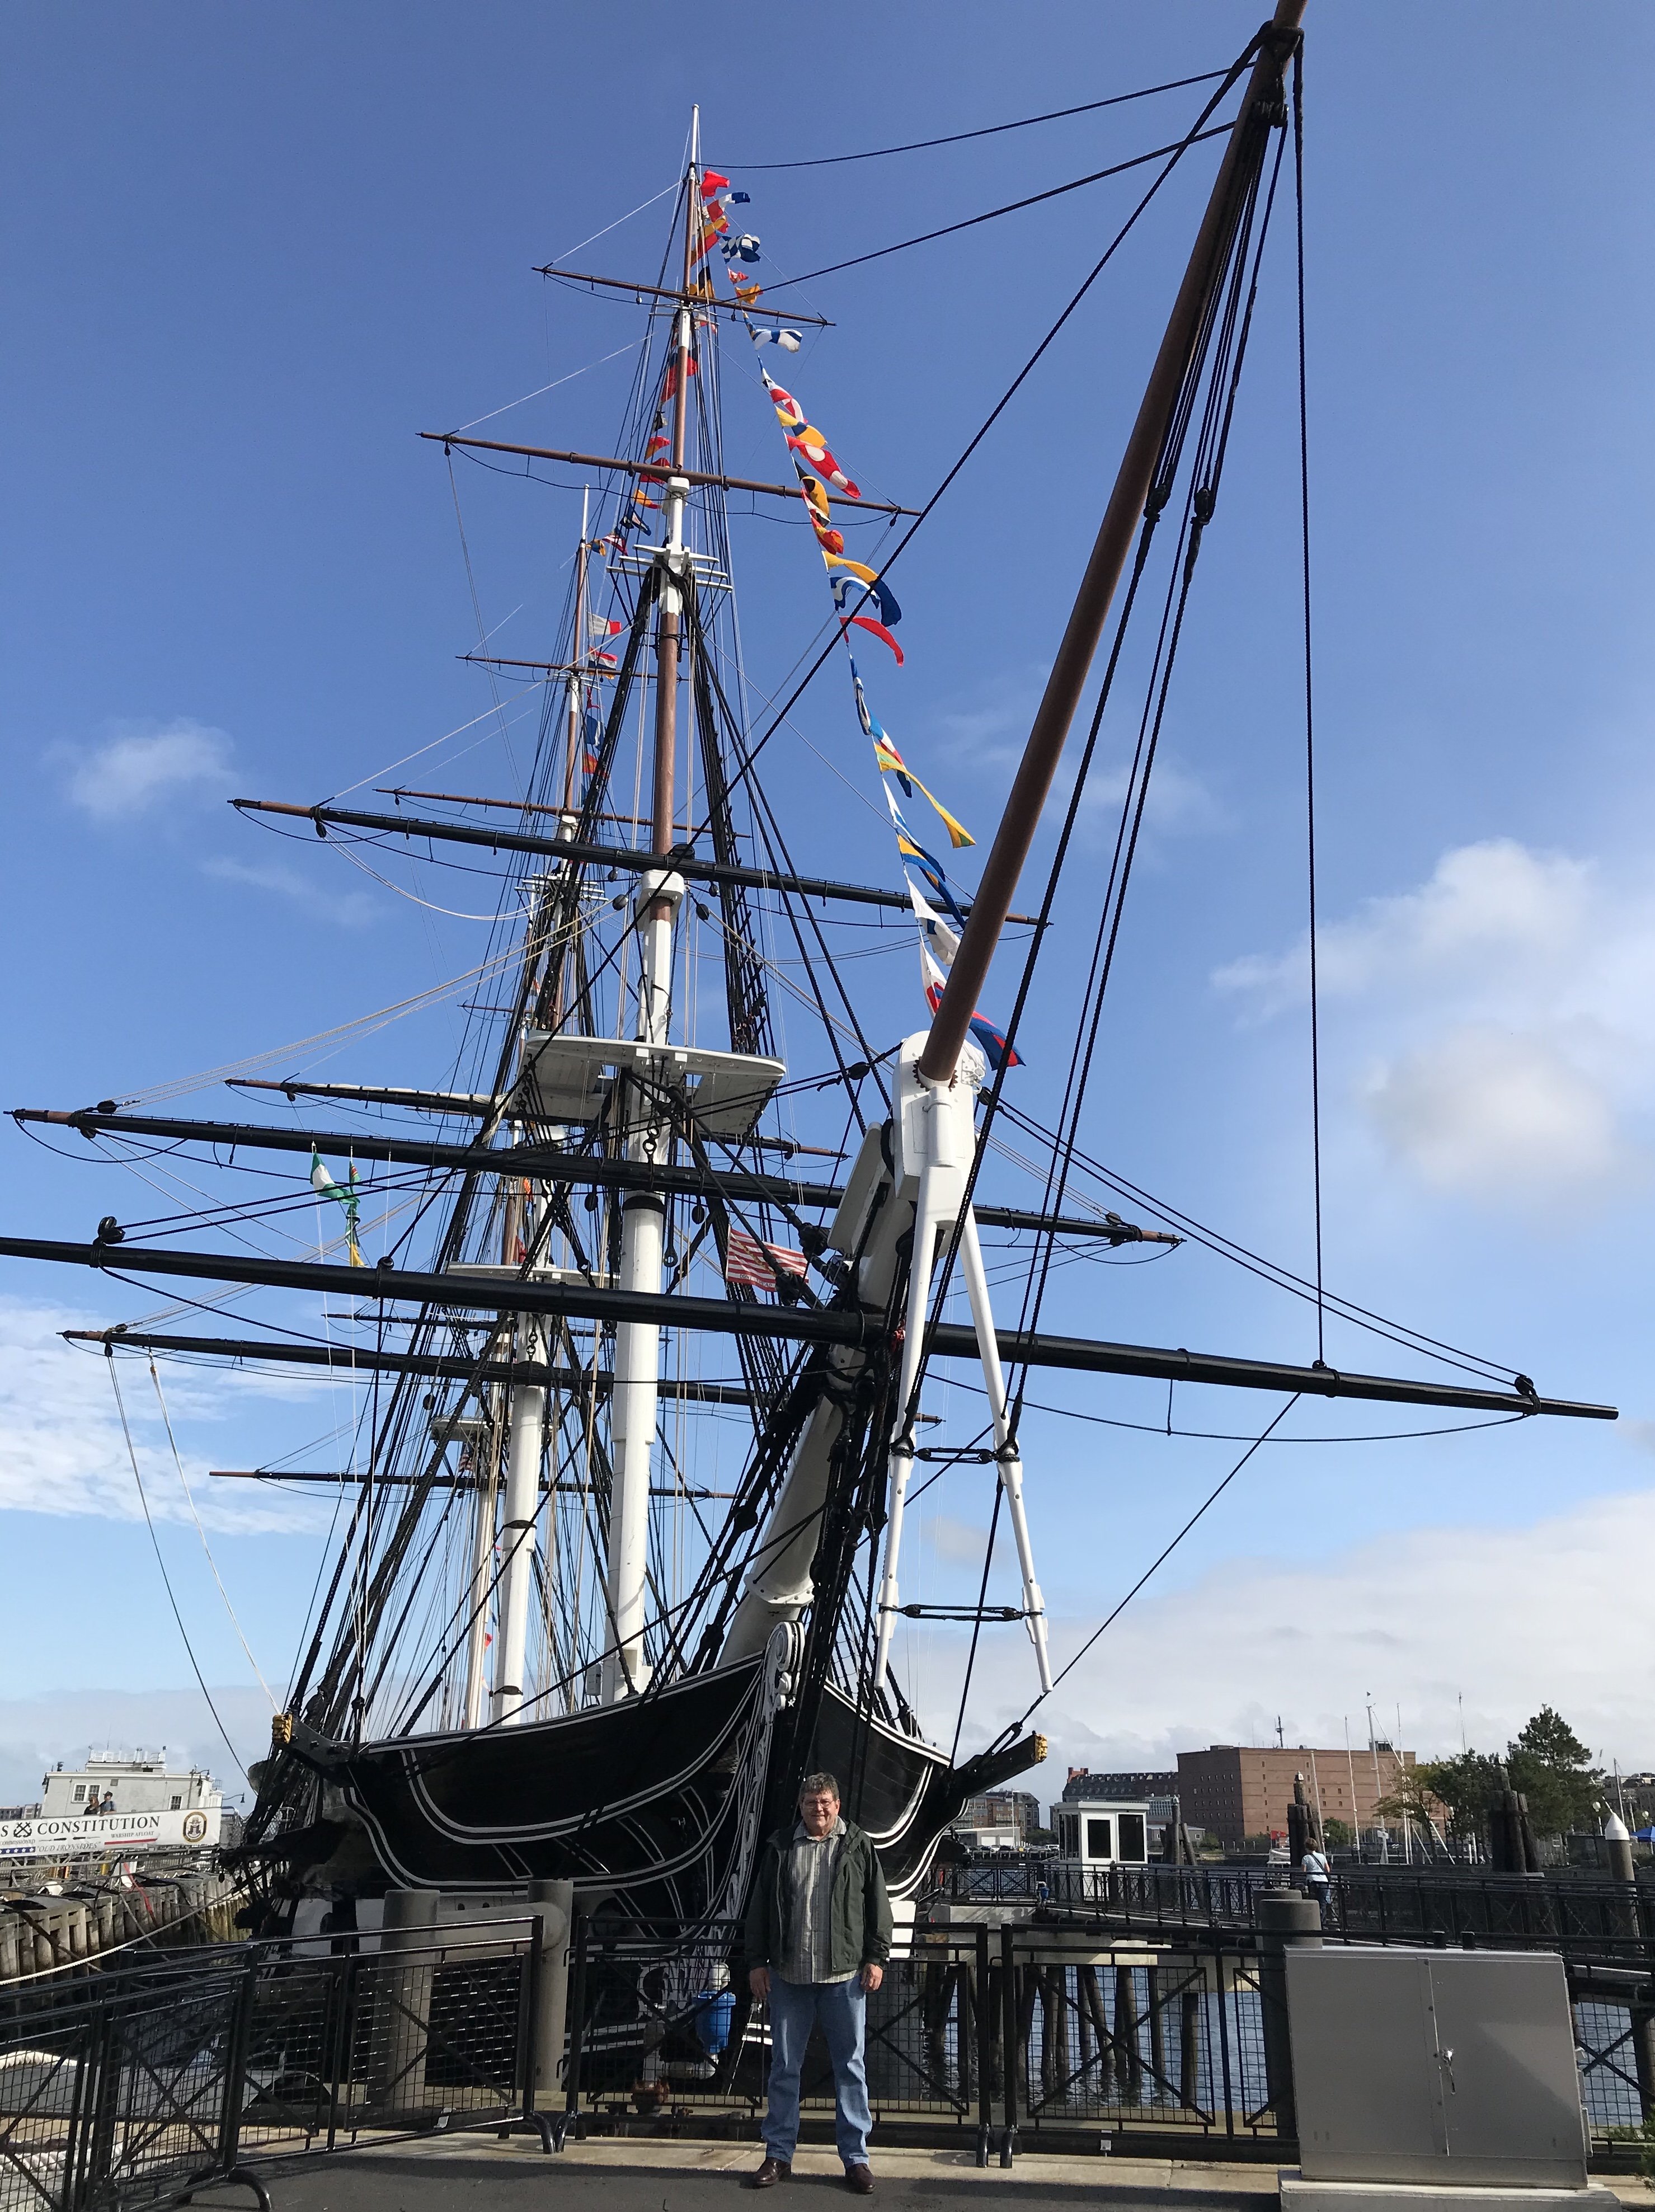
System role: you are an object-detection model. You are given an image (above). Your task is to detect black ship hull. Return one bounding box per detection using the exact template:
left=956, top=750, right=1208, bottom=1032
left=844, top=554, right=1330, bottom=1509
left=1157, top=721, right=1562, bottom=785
left=264, top=1665, right=1041, bottom=1921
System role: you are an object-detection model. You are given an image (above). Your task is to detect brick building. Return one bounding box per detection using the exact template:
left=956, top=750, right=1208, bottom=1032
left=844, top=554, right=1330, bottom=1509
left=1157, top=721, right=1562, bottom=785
left=954, top=1789, right=1042, bottom=1840
left=1175, top=1743, right=1417, bottom=1848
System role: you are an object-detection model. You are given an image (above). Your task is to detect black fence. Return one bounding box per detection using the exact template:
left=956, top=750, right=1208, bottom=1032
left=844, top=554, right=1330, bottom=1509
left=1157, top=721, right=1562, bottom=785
left=561, top=1915, right=1287, bottom=2161
left=4, top=1900, right=1651, bottom=2212
left=0, top=1922, right=551, bottom=2212
left=559, top=1910, right=1654, bottom=2159
left=938, top=1859, right=1655, bottom=1970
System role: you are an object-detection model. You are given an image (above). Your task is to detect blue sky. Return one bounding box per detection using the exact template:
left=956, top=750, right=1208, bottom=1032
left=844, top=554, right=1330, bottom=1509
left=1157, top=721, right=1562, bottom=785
left=3, top=1, right=1653, bottom=1806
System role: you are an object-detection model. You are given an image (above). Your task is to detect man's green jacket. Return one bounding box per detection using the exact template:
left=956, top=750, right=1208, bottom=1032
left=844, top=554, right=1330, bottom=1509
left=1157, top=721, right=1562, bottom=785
left=743, top=1819, right=894, bottom=1980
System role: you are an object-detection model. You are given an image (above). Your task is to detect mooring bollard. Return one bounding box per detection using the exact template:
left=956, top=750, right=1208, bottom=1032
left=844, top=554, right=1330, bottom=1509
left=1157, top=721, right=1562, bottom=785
left=370, top=1887, right=440, bottom=2111
left=1602, top=1815, right=1655, bottom=2120
left=1255, top=1889, right=1322, bottom=2145
left=526, top=1878, right=575, bottom=2112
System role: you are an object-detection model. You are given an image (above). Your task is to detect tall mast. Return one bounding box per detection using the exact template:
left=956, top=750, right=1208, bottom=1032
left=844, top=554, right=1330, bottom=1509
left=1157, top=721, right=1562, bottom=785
left=476, top=486, right=594, bottom=1727
left=459, top=1423, right=497, bottom=1729
left=603, top=109, right=700, bottom=1702
left=563, top=487, right=590, bottom=813
left=492, top=1289, right=547, bottom=1724
left=919, top=0, right=1307, bottom=1083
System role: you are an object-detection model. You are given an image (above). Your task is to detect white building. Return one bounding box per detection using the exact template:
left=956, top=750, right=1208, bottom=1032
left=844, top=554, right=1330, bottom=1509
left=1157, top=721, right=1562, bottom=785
left=39, top=1751, right=223, bottom=1821
left=1051, top=1797, right=1150, bottom=1867
left=2, top=1751, right=227, bottom=1860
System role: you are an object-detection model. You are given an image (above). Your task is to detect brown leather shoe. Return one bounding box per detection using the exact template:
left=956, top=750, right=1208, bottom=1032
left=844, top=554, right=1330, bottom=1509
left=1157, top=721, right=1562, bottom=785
left=745, top=2159, right=791, bottom=2189
left=844, top=2167, right=874, bottom=2195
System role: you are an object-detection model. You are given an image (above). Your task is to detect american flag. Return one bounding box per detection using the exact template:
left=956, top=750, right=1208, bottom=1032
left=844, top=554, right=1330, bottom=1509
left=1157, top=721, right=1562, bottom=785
left=723, top=1228, right=808, bottom=1291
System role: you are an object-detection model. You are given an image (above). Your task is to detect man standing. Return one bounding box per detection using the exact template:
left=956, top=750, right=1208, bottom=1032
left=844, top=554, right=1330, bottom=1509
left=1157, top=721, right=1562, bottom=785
left=1301, top=1840, right=1332, bottom=1919
left=744, top=1772, right=892, bottom=2194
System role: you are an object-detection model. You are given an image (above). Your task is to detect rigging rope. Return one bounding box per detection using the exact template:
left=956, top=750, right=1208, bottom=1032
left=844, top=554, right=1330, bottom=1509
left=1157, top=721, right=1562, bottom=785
left=707, top=50, right=1257, bottom=812
left=543, top=179, right=681, bottom=269
left=947, top=1478, right=1003, bottom=1769
left=106, top=1351, right=250, bottom=1777
left=765, top=128, right=1232, bottom=292
left=894, top=71, right=1291, bottom=1469
left=724, top=73, right=1231, bottom=170
left=114, top=937, right=533, bottom=1106
left=451, top=340, right=642, bottom=436
left=147, top=1356, right=279, bottom=1708
left=1002, top=119, right=1292, bottom=1435
left=990, top=1394, right=1301, bottom=1747
left=991, top=1098, right=1520, bottom=1384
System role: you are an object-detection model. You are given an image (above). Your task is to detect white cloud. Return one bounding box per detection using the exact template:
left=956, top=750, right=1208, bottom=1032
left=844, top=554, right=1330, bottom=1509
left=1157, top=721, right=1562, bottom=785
left=925, top=1512, right=993, bottom=1566
left=1215, top=839, right=1655, bottom=1207
left=0, top=1298, right=331, bottom=1534
left=1216, top=841, right=1597, bottom=1016
left=948, top=1486, right=1655, bottom=1778
left=1075, top=755, right=1217, bottom=837
left=0, top=1686, right=275, bottom=1804
left=203, top=856, right=378, bottom=927
left=58, top=718, right=234, bottom=821
left=1362, top=1025, right=1637, bottom=1201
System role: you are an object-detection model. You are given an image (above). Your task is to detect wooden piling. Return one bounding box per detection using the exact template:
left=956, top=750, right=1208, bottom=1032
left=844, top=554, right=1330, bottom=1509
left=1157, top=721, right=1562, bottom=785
left=1180, top=1981, right=1202, bottom=2110
left=1113, top=1964, right=1142, bottom=2103
left=1080, top=1965, right=1113, bottom=2096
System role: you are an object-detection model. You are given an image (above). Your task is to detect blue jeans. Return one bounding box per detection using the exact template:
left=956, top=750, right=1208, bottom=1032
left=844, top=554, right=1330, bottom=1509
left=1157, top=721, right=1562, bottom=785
left=763, top=1974, right=872, bottom=2168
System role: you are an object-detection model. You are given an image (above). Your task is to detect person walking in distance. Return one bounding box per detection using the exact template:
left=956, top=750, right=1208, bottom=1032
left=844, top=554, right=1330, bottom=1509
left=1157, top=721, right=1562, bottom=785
left=744, top=1772, right=893, bottom=2194
left=1301, top=1839, right=1332, bottom=1920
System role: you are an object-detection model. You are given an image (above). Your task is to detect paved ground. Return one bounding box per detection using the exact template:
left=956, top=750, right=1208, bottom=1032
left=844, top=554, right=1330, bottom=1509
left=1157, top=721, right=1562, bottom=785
left=187, top=2138, right=1655, bottom=2212
left=198, top=2137, right=1276, bottom=2212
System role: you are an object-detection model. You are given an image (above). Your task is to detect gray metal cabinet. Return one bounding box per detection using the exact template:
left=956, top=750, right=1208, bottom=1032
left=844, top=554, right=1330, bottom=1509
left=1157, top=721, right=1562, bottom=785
left=1286, top=1946, right=1590, bottom=2187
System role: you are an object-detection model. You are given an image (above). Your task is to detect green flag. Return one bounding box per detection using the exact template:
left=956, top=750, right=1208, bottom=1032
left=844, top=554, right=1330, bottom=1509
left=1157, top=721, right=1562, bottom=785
left=310, top=1149, right=363, bottom=1266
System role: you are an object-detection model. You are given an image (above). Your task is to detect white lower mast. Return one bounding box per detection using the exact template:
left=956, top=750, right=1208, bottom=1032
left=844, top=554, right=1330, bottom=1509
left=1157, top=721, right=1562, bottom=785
left=601, top=201, right=697, bottom=1699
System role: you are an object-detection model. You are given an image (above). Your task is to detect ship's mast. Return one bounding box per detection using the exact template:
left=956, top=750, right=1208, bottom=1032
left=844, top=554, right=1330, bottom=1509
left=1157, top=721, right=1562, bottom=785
left=460, top=1412, right=498, bottom=1727
left=602, top=109, right=700, bottom=1702
left=492, top=1281, right=547, bottom=1722
left=473, top=491, right=592, bottom=1728
left=563, top=487, right=590, bottom=813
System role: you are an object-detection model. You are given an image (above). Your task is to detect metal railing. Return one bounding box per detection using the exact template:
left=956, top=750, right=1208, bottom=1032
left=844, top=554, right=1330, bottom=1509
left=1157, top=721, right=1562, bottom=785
left=5, top=1900, right=1650, bottom=2210
left=558, top=1916, right=1286, bottom=2162
left=558, top=1905, right=1652, bottom=2158
left=935, top=1859, right=1655, bottom=1969
left=0, top=1923, right=552, bottom=2212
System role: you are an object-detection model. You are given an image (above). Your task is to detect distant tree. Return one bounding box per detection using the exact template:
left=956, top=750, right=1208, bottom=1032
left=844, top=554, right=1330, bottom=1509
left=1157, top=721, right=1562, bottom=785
left=1322, top=1818, right=1354, bottom=1849
left=1375, top=1765, right=1452, bottom=1834
left=1512, top=1706, right=1593, bottom=1768
left=1404, top=1711, right=1602, bottom=1847
left=1507, top=1706, right=1601, bottom=1835
left=1413, top=1751, right=1505, bottom=1842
